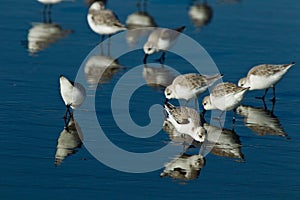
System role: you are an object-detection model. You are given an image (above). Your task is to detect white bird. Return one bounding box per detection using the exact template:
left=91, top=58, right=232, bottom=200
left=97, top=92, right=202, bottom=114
left=164, top=101, right=206, bottom=142
left=238, top=62, right=295, bottom=101
left=202, top=82, right=249, bottom=125
left=59, top=75, right=86, bottom=127
left=164, top=73, right=223, bottom=103
left=87, top=1, right=126, bottom=41
left=143, top=26, right=185, bottom=64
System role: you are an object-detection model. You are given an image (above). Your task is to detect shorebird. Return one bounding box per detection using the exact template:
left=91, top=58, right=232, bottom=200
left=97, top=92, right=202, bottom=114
left=164, top=101, right=206, bottom=142
left=202, top=82, right=249, bottom=127
left=164, top=73, right=223, bottom=106
left=143, top=26, right=185, bottom=64
left=87, top=1, right=126, bottom=41
left=59, top=75, right=86, bottom=127
left=238, top=62, right=295, bottom=101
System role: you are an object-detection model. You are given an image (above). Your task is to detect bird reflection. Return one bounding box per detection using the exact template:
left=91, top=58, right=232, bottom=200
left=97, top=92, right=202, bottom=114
left=143, top=64, right=175, bottom=92
left=237, top=105, right=288, bottom=138
left=85, top=0, right=107, bottom=7
left=125, top=0, right=157, bottom=46
left=188, top=0, right=213, bottom=29
left=27, top=20, right=73, bottom=55
left=160, top=153, right=205, bottom=181
left=55, top=116, right=83, bottom=166
left=204, top=123, right=244, bottom=160
left=84, top=41, right=123, bottom=86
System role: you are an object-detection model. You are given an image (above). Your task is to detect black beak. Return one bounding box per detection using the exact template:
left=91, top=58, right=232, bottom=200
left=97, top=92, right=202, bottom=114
left=164, top=98, right=169, bottom=105
left=143, top=54, right=149, bottom=64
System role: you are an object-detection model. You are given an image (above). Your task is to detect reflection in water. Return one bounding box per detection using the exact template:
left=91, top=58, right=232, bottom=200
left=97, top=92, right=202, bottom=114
left=204, top=123, right=244, bottom=160
left=84, top=40, right=123, bottom=86
left=84, top=55, right=123, bottom=85
left=27, top=22, right=72, bottom=55
left=143, top=64, right=175, bottom=91
left=188, top=1, right=213, bottom=29
left=55, top=117, right=83, bottom=166
left=125, top=0, right=157, bottom=46
left=237, top=105, right=288, bottom=137
left=160, top=153, right=205, bottom=181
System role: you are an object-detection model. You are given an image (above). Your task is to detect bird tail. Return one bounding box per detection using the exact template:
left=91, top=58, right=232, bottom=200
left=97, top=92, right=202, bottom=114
left=284, top=62, right=296, bottom=70
left=206, top=73, right=223, bottom=85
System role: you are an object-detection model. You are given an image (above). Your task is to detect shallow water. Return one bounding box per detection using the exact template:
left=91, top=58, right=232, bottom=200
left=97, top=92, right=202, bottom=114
left=1, top=0, right=300, bottom=199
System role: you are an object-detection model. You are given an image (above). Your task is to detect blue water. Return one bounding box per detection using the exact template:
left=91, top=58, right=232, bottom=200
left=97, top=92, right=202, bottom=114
left=1, top=0, right=300, bottom=199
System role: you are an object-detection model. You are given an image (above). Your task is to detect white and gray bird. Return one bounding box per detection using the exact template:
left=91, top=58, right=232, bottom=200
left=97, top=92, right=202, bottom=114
left=238, top=62, right=295, bottom=101
left=164, top=101, right=206, bottom=142
left=59, top=75, right=86, bottom=126
left=143, top=26, right=185, bottom=64
left=87, top=1, right=126, bottom=41
left=164, top=73, right=223, bottom=103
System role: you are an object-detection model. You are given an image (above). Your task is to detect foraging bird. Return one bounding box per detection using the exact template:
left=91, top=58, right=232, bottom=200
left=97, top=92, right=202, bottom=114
left=164, top=101, right=206, bottom=142
left=238, top=62, right=295, bottom=101
left=143, top=26, right=185, bottom=64
left=59, top=75, right=86, bottom=127
left=164, top=73, right=223, bottom=105
left=202, top=82, right=249, bottom=127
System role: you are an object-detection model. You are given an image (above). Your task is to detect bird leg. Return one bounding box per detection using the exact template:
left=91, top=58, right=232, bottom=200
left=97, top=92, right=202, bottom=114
left=270, top=87, right=276, bottom=103
left=156, top=52, right=166, bottom=64
left=232, top=109, right=236, bottom=131
left=143, top=53, right=149, bottom=64
left=256, top=88, right=269, bottom=101
left=48, top=6, right=52, bottom=23
left=42, top=5, right=47, bottom=23
left=63, top=105, right=71, bottom=128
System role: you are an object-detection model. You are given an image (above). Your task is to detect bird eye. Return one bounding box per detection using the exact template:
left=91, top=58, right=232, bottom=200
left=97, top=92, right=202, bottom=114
left=203, top=102, right=206, bottom=106
left=241, top=83, right=244, bottom=86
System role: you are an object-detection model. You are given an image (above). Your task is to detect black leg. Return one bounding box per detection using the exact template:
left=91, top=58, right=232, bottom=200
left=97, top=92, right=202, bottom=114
left=42, top=5, right=47, bottom=23
left=270, top=97, right=276, bottom=114
left=201, top=109, right=206, bottom=118
left=63, top=105, right=71, bottom=129
left=48, top=6, right=52, bottom=23
left=101, top=35, right=105, bottom=43
left=143, top=54, right=149, bottom=64
left=232, top=109, right=236, bottom=131
left=158, top=52, right=166, bottom=64
left=256, top=88, right=269, bottom=101
left=270, top=87, right=276, bottom=103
